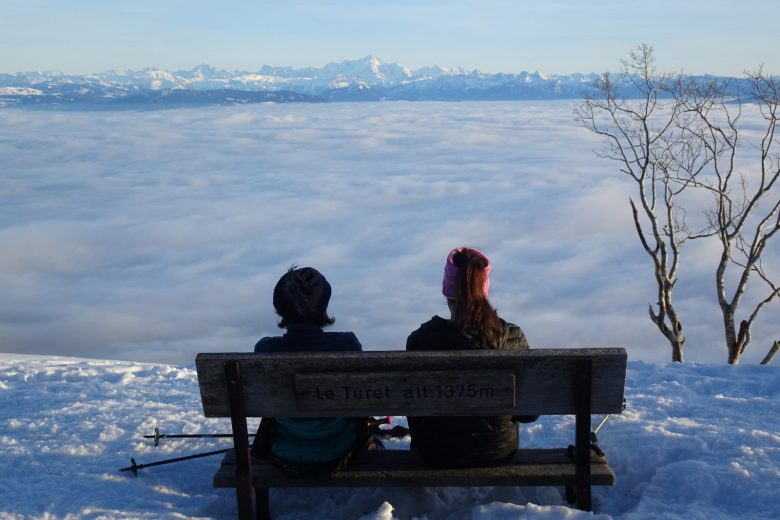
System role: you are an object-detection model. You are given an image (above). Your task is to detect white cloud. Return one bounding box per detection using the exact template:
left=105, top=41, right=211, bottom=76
left=0, top=101, right=777, bottom=365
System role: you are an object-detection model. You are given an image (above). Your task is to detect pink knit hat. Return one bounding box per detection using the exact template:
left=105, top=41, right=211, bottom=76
left=442, top=247, right=491, bottom=299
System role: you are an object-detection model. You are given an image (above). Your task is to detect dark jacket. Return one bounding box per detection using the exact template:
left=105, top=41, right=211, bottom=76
left=251, top=324, right=363, bottom=473
left=405, top=315, right=535, bottom=467
left=254, top=324, right=361, bottom=353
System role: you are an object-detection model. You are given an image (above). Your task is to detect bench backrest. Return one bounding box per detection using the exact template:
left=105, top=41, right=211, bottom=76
left=196, top=348, right=627, bottom=418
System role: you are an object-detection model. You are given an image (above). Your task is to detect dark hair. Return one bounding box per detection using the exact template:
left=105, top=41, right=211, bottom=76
left=451, top=249, right=503, bottom=349
left=272, top=266, right=336, bottom=328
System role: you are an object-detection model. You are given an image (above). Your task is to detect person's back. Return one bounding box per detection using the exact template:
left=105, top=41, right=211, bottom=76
left=406, top=247, right=536, bottom=467
left=250, top=266, right=364, bottom=476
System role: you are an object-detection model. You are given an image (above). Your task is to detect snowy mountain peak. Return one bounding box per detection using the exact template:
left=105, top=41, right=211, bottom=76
left=190, top=63, right=216, bottom=77
left=318, top=55, right=412, bottom=85
left=518, top=71, right=548, bottom=82
left=3, top=56, right=737, bottom=107
left=412, top=65, right=470, bottom=79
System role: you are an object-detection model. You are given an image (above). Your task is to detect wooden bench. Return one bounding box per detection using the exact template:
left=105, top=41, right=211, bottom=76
left=196, top=348, right=627, bottom=520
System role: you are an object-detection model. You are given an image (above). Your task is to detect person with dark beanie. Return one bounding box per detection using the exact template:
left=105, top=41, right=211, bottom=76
left=406, top=247, right=537, bottom=467
left=250, top=266, right=365, bottom=477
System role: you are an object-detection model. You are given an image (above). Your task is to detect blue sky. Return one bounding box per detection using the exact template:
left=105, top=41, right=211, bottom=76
left=2, top=0, right=778, bottom=75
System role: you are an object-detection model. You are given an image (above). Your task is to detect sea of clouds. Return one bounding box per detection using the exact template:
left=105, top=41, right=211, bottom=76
left=0, top=101, right=777, bottom=365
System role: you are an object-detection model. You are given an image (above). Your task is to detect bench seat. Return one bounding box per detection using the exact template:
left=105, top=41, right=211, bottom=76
left=214, top=448, right=616, bottom=489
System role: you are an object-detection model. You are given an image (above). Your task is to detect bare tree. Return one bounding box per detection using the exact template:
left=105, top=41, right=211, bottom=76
left=679, top=70, right=780, bottom=364
left=574, top=45, right=702, bottom=362
left=577, top=45, right=780, bottom=364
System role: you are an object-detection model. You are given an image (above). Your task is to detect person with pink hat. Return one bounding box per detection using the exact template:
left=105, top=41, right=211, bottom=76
left=406, top=247, right=536, bottom=467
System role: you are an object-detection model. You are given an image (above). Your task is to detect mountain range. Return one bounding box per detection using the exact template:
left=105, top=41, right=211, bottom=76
left=0, top=55, right=734, bottom=109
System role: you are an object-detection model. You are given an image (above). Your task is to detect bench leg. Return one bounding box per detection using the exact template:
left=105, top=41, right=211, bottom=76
left=255, top=486, right=270, bottom=520
left=574, top=360, right=593, bottom=511
left=235, top=475, right=254, bottom=520
left=564, top=483, right=592, bottom=510
left=564, top=485, right=576, bottom=505
left=225, top=362, right=256, bottom=519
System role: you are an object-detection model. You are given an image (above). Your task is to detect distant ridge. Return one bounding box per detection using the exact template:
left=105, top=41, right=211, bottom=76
left=0, top=55, right=742, bottom=109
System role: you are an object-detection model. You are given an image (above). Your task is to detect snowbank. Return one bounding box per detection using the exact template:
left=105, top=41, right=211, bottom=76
left=0, top=354, right=776, bottom=519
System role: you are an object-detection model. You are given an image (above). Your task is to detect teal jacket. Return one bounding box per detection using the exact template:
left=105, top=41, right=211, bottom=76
left=271, top=417, right=358, bottom=465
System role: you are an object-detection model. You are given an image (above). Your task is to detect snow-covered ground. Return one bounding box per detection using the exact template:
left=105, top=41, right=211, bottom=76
left=0, top=353, right=776, bottom=519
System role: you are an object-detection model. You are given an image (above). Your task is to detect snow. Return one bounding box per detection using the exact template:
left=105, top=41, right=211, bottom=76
left=0, top=354, right=776, bottom=519
left=0, top=86, right=43, bottom=95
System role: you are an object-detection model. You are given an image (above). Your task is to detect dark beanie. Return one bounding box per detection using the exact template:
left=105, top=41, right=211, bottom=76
left=272, top=266, right=334, bottom=328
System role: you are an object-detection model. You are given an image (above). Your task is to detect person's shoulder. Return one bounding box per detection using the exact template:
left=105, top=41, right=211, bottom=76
left=406, top=316, right=453, bottom=350
left=418, top=315, right=451, bottom=333
left=254, top=335, right=285, bottom=352
left=322, top=330, right=363, bottom=351
left=500, top=319, right=530, bottom=350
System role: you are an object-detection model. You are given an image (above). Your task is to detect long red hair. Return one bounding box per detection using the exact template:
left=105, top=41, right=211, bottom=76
left=450, top=249, right=504, bottom=349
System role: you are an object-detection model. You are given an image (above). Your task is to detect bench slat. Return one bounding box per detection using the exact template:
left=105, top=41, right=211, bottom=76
left=196, top=349, right=627, bottom=417
left=213, top=449, right=616, bottom=488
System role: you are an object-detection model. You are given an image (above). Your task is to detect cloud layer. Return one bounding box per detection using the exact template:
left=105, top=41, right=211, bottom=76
left=0, top=101, right=777, bottom=365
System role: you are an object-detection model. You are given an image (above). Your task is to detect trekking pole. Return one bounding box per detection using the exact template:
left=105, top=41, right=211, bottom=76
left=120, top=448, right=231, bottom=476
left=144, top=427, right=256, bottom=446
left=593, top=414, right=612, bottom=435
left=589, top=399, right=627, bottom=456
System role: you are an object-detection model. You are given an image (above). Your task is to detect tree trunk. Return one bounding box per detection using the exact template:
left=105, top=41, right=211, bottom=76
left=671, top=339, right=684, bottom=363
left=723, top=307, right=742, bottom=365
left=650, top=304, right=685, bottom=363
left=669, top=316, right=685, bottom=363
